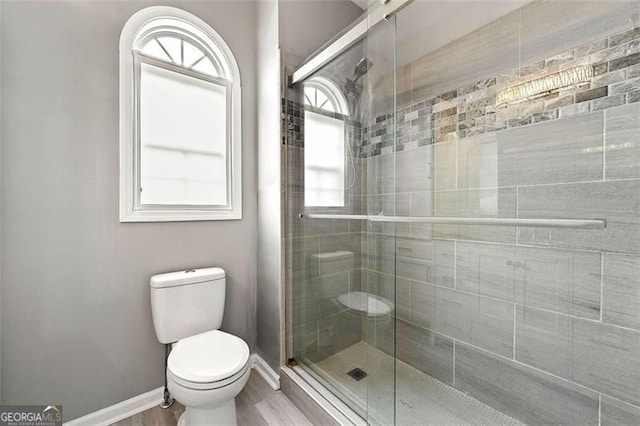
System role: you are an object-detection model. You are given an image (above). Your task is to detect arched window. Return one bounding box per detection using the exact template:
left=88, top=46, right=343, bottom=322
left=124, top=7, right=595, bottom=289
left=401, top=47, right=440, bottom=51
left=303, top=77, right=349, bottom=208
left=119, top=6, right=241, bottom=222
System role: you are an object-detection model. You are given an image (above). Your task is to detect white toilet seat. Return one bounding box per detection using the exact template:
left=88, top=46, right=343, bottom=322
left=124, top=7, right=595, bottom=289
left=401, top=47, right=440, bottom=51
left=168, top=329, right=250, bottom=390
left=168, top=361, right=250, bottom=390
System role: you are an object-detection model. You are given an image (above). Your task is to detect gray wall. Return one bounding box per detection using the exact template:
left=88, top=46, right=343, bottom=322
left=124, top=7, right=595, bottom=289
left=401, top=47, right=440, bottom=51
left=0, top=1, right=257, bottom=421
left=279, top=0, right=363, bottom=65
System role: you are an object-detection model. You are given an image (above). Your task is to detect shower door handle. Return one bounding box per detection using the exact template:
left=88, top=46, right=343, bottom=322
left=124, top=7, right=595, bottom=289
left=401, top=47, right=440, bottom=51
left=298, top=214, right=607, bottom=230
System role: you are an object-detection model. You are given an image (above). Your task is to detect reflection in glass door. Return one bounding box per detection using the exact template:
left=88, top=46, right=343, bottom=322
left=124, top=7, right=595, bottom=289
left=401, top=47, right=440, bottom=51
left=286, top=12, right=398, bottom=426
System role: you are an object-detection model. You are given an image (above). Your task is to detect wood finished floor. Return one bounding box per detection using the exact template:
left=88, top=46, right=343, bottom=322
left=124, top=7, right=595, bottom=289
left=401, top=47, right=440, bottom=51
left=111, top=370, right=312, bottom=426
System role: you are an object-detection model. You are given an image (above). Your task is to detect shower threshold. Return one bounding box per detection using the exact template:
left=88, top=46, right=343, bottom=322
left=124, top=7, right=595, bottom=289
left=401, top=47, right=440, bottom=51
left=304, top=342, right=524, bottom=426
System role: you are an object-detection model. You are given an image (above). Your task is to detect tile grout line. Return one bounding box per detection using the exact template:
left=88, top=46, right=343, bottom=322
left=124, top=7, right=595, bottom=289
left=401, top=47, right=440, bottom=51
left=603, top=393, right=640, bottom=410
left=603, top=108, right=607, bottom=181
left=453, top=240, right=457, bottom=290
left=515, top=186, right=520, bottom=245
left=513, top=303, right=517, bottom=360
left=452, top=340, right=456, bottom=388
left=600, top=252, right=604, bottom=322
left=518, top=9, right=522, bottom=72
left=454, top=134, right=459, bottom=191
left=598, top=393, right=602, bottom=426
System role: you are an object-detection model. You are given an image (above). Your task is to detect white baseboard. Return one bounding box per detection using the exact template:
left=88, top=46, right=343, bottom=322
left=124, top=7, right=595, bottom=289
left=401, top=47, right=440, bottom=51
left=251, top=354, right=280, bottom=390
left=64, top=387, right=164, bottom=426
left=64, top=353, right=280, bottom=425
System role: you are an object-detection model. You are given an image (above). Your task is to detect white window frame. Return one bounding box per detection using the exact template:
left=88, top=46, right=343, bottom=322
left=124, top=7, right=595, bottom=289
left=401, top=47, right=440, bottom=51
left=119, top=6, right=242, bottom=222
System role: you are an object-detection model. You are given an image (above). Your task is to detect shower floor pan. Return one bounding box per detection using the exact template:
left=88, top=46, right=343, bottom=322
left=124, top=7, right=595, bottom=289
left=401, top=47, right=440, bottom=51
left=308, top=342, right=523, bottom=426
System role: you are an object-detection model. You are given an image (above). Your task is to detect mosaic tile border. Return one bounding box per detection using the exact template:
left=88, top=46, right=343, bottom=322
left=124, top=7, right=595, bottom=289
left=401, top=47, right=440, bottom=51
left=361, top=25, right=640, bottom=158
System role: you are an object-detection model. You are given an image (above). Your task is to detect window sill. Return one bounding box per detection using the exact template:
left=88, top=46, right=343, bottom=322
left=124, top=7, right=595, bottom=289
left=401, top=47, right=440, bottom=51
left=119, top=208, right=242, bottom=222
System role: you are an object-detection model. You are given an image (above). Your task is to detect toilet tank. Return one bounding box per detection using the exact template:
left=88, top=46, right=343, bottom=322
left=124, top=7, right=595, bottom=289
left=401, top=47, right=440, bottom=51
left=150, top=267, right=226, bottom=344
left=310, top=251, right=354, bottom=277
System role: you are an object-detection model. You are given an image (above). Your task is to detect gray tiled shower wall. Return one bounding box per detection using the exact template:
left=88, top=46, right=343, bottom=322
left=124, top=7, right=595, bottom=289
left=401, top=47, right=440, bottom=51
left=363, top=24, right=640, bottom=426
left=284, top=10, right=640, bottom=426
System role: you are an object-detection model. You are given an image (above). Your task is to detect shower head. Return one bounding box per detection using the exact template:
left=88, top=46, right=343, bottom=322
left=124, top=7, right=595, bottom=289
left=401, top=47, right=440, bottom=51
left=344, top=57, right=373, bottom=114
left=352, top=57, right=373, bottom=83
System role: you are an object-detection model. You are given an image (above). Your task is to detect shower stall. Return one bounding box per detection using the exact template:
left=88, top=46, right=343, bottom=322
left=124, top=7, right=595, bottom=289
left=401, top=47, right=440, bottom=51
left=284, top=1, right=640, bottom=424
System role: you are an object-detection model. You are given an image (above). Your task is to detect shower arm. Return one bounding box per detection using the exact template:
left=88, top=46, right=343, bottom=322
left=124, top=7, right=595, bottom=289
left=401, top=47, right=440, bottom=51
left=298, top=214, right=607, bottom=230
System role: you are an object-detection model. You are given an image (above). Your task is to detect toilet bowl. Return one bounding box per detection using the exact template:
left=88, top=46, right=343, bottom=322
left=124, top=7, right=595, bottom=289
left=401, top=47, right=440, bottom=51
left=167, top=330, right=251, bottom=425
left=150, top=267, right=251, bottom=426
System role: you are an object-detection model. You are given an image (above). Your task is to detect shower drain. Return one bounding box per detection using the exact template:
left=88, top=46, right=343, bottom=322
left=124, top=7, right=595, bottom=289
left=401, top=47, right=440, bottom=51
left=347, top=367, right=368, bottom=381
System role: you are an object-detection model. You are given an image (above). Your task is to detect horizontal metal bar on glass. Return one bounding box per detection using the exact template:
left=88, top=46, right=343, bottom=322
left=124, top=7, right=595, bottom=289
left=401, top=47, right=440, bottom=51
left=299, top=214, right=607, bottom=230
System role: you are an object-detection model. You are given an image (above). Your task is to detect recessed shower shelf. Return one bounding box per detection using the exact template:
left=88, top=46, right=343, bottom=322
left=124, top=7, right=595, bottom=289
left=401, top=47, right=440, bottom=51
left=299, top=214, right=607, bottom=230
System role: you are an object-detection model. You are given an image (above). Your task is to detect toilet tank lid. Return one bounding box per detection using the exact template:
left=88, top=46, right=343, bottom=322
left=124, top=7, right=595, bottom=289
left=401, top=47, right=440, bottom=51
left=150, top=267, right=225, bottom=289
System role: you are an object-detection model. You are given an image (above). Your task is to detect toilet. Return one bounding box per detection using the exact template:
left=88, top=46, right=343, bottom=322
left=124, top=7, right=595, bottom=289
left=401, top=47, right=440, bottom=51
left=150, top=267, right=250, bottom=426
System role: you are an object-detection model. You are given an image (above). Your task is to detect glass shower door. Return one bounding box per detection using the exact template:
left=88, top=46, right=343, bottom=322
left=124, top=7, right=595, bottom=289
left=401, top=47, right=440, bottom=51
left=286, top=12, right=398, bottom=425
left=360, top=13, right=398, bottom=426
left=387, top=1, right=640, bottom=425
left=289, top=1, right=640, bottom=424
